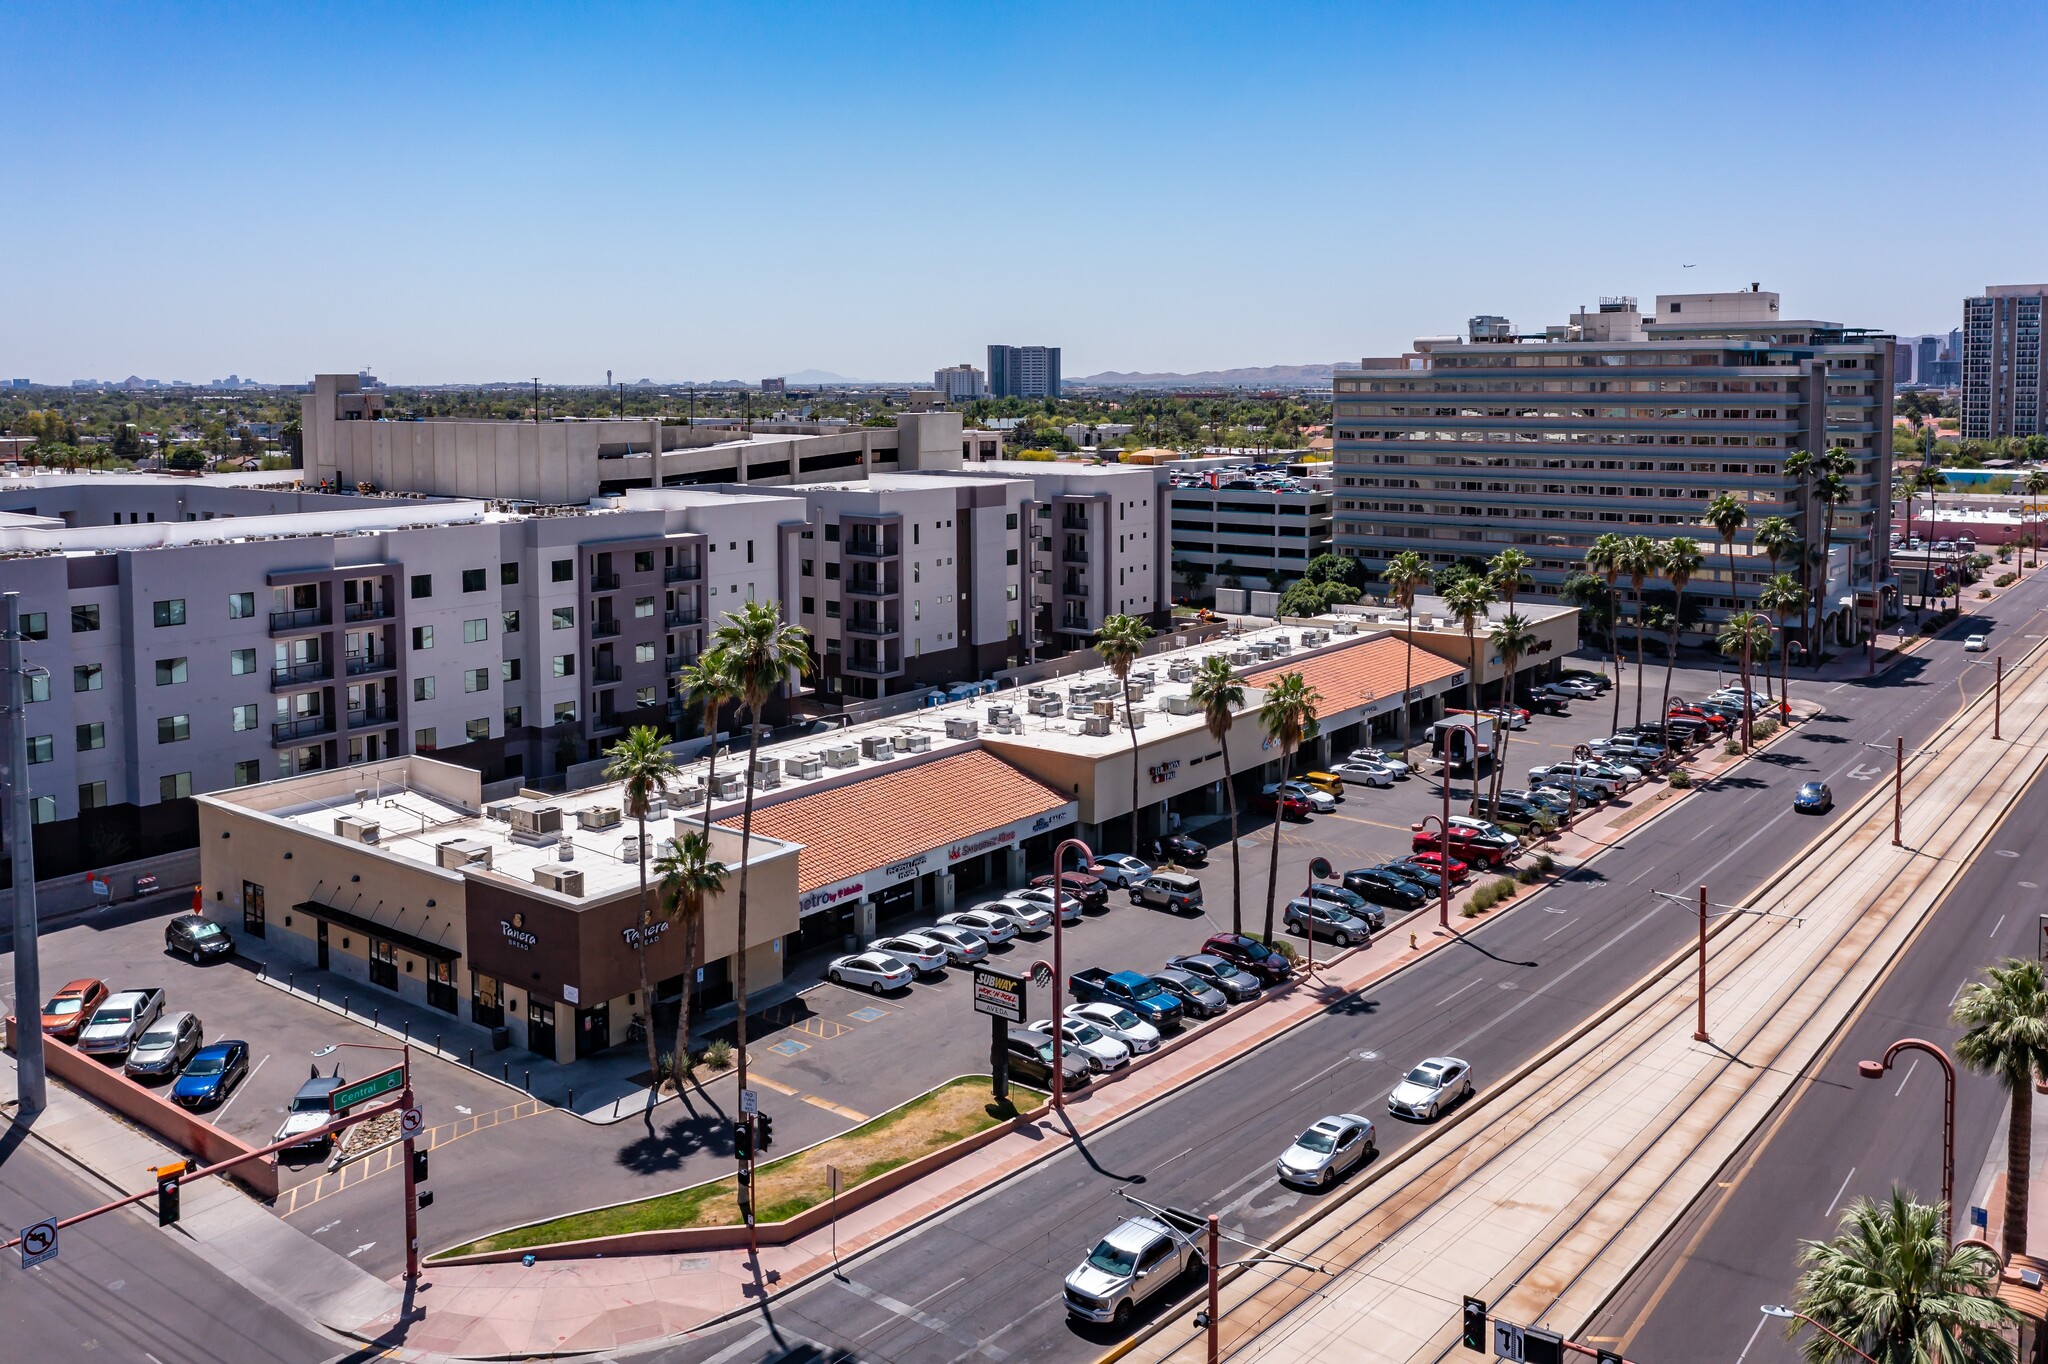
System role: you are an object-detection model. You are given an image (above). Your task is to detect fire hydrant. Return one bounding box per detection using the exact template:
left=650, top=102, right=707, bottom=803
left=1408, top=930, right=1417, bottom=950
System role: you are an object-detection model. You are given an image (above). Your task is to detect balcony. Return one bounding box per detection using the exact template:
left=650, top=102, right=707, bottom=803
left=1062, top=548, right=1090, bottom=565
left=345, top=651, right=396, bottom=677
left=590, top=618, right=622, bottom=638
left=1061, top=516, right=1090, bottom=531
left=271, top=659, right=333, bottom=689
left=269, top=606, right=330, bottom=634
left=844, top=539, right=895, bottom=559
left=844, top=651, right=903, bottom=679
left=272, top=714, right=336, bottom=744
left=845, top=577, right=897, bottom=598
left=844, top=617, right=899, bottom=637
left=590, top=572, right=621, bottom=591
left=665, top=563, right=702, bottom=583
left=591, top=663, right=623, bottom=684
left=343, top=599, right=394, bottom=623
left=666, top=609, right=701, bottom=629
left=347, top=704, right=397, bottom=729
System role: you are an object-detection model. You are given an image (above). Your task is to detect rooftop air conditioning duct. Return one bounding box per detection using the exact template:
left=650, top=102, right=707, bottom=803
left=577, top=805, right=622, bottom=832
left=945, top=717, right=979, bottom=739
left=533, top=864, right=585, bottom=897
left=785, top=754, right=823, bottom=779
left=621, top=833, right=643, bottom=862
left=333, top=814, right=381, bottom=844
left=557, top=836, right=576, bottom=861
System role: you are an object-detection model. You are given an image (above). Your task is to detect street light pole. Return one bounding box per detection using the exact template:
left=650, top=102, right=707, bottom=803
left=1050, top=835, right=1093, bottom=1113
left=1694, top=883, right=1710, bottom=1044
left=1414, top=815, right=1451, bottom=931
left=1206, top=1214, right=1221, bottom=1364
left=1857, top=1038, right=1956, bottom=1236
left=1893, top=734, right=1904, bottom=847
left=1996, top=655, right=2003, bottom=740
left=1760, top=1305, right=1878, bottom=1363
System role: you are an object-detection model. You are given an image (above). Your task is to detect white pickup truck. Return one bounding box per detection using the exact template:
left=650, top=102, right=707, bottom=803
left=1064, top=1202, right=1207, bottom=1329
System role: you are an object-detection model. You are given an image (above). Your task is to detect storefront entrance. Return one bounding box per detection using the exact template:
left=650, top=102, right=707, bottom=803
left=369, top=937, right=397, bottom=990
left=527, top=999, right=557, bottom=1058
left=426, top=958, right=458, bottom=1014
left=316, top=920, right=329, bottom=969
left=575, top=1001, right=611, bottom=1059
left=242, top=881, right=265, bottom=938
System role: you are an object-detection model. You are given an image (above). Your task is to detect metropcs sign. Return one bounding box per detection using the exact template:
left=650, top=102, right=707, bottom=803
left=796, top=802, right=1079, bottom=917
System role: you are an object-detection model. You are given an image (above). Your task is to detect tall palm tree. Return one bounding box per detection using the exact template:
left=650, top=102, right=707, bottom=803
left=1383, top=551, right=1431, bottom=762
left=1095, top=614, right=1156, bottom=848
left=1785, top=449, right=1818, bottom=655
left=1486, top=613, right=1537, bottom=817
left=1920, top=463, right=1952, bottom=614
left=1620, top=535, right=1660, bottom=729
left=655, top=830, right=727, bottom=1084
left=1953, top=957, right=2048, bottom=1259
left=1759, top=573, right=1806, bottom=711
left=1816, top=470, right=1852, bottom=641
left=1659, top=537, right=1705, bottom=745
left=679, top=649, right=736, bottom=839
left=1643, top=605, right=1678, bottom=749
left=1586, top=534, right=1628, bottom=731
left=712, top=600, right=813, bottom=1158
left=1257, top=671, right=1320, bottom=946
left=1488, top=546, right=1534, bottom=710
left=1442, top=577, right=1494, bottom=814
left=1189, top=655, right=1247, bottom=935
left=1790, top=1189, right=2018, bottom=1364
left=602, top=725, right=679, bottom=1087
left=1705, top=493, right=1750, bottom=653
left=1716, top=611, right=1770, bottom=750
left=2021, top=471, right=2048, bottom=571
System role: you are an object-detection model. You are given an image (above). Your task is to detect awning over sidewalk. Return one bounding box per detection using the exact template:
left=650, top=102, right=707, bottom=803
left=1245, top=634, right=1463, bottom=714
left=723, top=749, right=1077, bottom=916
left=293, top=900, right=461, bottom=961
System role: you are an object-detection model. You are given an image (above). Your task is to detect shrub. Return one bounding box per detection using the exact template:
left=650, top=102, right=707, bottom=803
left=1724, top=740, right=1743, bottom=757
left=1533, top=852, right=1555, bottom=876
left=1996, top=573, right=2018, bottom=588
left=704, top=1039, right=735, bottom=1071
left=1461, top=899, right=1485, bottom=918
left=1752, top=717, right=1779, bottom=740
left=1669, top=768, right=1693, bottom=789
left=1980, top=588, right=1993, bottom=599
left=1255, top=934, right=1300, bottom=962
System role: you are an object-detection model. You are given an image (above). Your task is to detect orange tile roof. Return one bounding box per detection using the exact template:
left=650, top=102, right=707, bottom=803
left=722, top=749, right=1072, bottom=894
left=1244, top=634, right=1463, bottom=712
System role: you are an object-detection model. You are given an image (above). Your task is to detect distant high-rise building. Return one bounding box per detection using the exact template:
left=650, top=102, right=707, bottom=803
left=761, top=377, right=786, bottom=393
left=1893, top=340, right=1915, bottom=385
left=934, top=363, right=986, bottom=401
left=987, top=345, right=1061, bottom=399
left=1963, top=285, right=2048, bottom=439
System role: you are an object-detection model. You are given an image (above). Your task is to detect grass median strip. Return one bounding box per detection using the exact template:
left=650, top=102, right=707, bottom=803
left=434, top=1076, right=1045, bottom=1259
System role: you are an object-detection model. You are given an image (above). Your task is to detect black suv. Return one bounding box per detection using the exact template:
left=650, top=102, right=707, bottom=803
left=1342, top=868, right=1429, bottom=909
left=1004, top=1027, right=1091, bottom=1089
left=1201, top=932, right=1294, bottom=985
left=165, top=913, right=236, bottom=964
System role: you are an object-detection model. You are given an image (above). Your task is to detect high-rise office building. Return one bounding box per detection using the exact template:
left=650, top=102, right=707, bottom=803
left=934, top=363, right=987, bottom=401
left=1962, top=285, right=2048, bottom=439
left=987, top=345, right=1061, bottom=399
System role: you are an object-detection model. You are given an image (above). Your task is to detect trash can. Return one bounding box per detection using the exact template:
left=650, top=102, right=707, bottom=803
left=490, top=1026, right=511, bottom=1052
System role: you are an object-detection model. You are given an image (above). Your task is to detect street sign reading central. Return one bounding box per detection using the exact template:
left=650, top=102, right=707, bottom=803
left=328, top=1065, right=406, bottom=1113
left=972, top=966, right=1027, bottom=1023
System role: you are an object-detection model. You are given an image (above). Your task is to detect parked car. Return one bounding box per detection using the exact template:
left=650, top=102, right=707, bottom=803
left=76, top=988, right=166, bottom=1057
left=1668, top=704, right=1729, bottom=730
left=1965, top=633, right=1989, bottom=652
left=276, top=1069, right=347, bottom=1151
left=1064, top=1204, right=1208, bottom=1327
left=1558, top=669, right=1611, bottom=691
left=1346, top=747, right=1412, bottom=778
left=1283, top=897, right=1375, bottom=946
left=1541, top=680, right=1599, bottom=701
left=828, top=952, right=916, bottom=994
left=1534, top=775, right=1608, bottom=806
left=1275, top=781, right=1338, bottom=814
left=1028, top=872, right=1108, bottom=912
left=1201, top=932, right=1294, bottom=985
left=867, top=933, right=950, bottom=975
left=1379, top=859, right=1453, bottom=895
left=1087, top=854, right=1153, bottom=888
left=1129, top=870, right=1204, bottom=914
left=1504, top=786, right=1573, bottom=817
left=1593, top=735, right=1669, bottom=763
left=172, top=1040, right=250, bottom=1109
left=916, top=924, right=991, bottom=965
left=39, top=978, right=109, bottom=1043
left=1401, top=850, right=1471, bottom=884
left=1520, top=690, right=1570, bottom=715
left=1254, top=787, right=1312, bottom=820
left=1794, top=781, right=1835, bottom=814
left=1165, top=952, right=1263, bottom=1002
left=1150, top=967, right=1229, bottom=1019
left=1004, top=1026, right=1091, bottom=1090
left=1412, top=824, right=1513, bottom=870
left=1585, top=757, right=1645, bottom=785
left=1387, top=1055, right=1475, bottom=1121
left=1485, top=795, right=1557, bottom=828
left=1275, top=1113, right=1377, bottom=1188
left=941, top=906, right=1027, bottom=943
left=1145, top=833, right=1209, bottom=867
left=1013, top=885, right=1088, bottom=922
left=1330, top=759, right=1398, bottom=788
left=125, top=1011, right=204, bottom=1079
left=1342, top=867, right=1429, bottom=910
left=1070, top=967, right=1185, bottom=1029
left=1489, top=706, right=1530, bottom=730
left=1527, top=761, right=1618, bottom=798
left=1026, top=1017, right=1130, bottom=1072
left=164, top=913, right=235, bottom=964
left=1296, top=771, right=1347, bottom=799
left=1065, top=1003, right=1162, bottom=1054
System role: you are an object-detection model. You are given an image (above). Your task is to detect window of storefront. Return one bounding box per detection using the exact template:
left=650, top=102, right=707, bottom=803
left=369, top=937, right=397, bottom=990
left=471, top=972, right=504, bottom=1028
left=241, top=880, right=265, bottom=937
left=426, top=958, right=457, bottom=1014
left=527, top=999, right=557, bottom=1057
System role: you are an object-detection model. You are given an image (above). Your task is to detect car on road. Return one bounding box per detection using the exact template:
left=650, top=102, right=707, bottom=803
left=1065, top=1003, right=1162, bottom=1054
left=1087, top=854, right=1153, bottom=888
left=1283, top=898, right=1375, bottom=946
left=1794, top=781, right=1835, bottom=814
left=1275, top=1113, right=1377, bottom=1188
left=1026, top=1017, right=1130, bottom=1072
left=1329, top=759, right=1398, bottom=788
left=164, top=913, right=236, bottom=964
left=1129, top=870, right=1204, bottom=914
left=276, top=1069, right=347, bottom=1151
left=172, top=1040, right=250, bottom=1109
left=1388, top=1055, right=1474, bottom=1121
left=1296, top=771, right=1348, bottom=799
left=867, top=933, right=950, bottom=975
left=1165, top=953, right=1263, bottom=1002
left=1342, top=867, right=1429, bottom=910
left=828, top=952, right=916, bottom=993
left=1965, top=633, right=1989, bottom=652
left=1144, top=833, right=1209, bottom=867
left=1064, top=1205, right=1207, bottom=1328
left=1201, top=932, right=1294, bottom=985
left=124, top=1010, right=204, bottom=1079
left=943, top=905, right=1032, bottom=941
left=1400, top=849, right=1471, bottom=884
left=77, top=988, right=166, bottom=1057
left=1254, top=787, right=1313, bottom=820
left=1346, top=747, right=1411, bottom=778
left=1004, top=1027, right=1091, bottom=1090
left=39, top=978, right=109, bottom=1043
left=916, top=924, right=991, bottom=965
left=1149, top=968, right=1228, bottom=1019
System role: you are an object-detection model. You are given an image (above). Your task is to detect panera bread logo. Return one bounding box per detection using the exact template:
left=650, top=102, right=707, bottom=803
left=500, top=912, right=537, bottom=950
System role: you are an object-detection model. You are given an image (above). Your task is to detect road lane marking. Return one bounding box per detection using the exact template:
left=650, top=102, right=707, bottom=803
left=1437, top=979, right=1482, bottom=1008
left=1992, top=913, right=2008, bottom=938
left=1895, top=1058, right=1918, bottom=1096
left=1734, top=1311, right=1771, bottom=1363
left=1542, top=924, right=1570, bottom=941
left=1825, top=1167, right=1856, bottom=1217
left=913, top=1275, right=968, bottom=1310
left=696, top=1326, right=772, bottom=1364
left=1289, top=1053, right=1356, bottom=1093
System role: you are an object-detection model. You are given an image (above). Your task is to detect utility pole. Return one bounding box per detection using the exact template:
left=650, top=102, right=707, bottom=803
left=1893, top=735, right=1904, bottom=847
left=1996, top=655, right=2003, bottom=740
left=531, top=377, right=540, bottom=424
left=6, top=593, right=46, bottom=1114
left=1693, top=883, right=1709, bottom=1044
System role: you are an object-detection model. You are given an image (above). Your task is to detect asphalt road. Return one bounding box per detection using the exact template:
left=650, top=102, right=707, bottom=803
left=639, top=585, right=2048, bottom=1364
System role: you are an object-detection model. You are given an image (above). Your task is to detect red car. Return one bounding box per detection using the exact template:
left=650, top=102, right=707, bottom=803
left=1255, top=789, right=1312, bottom=820
left=1667, top=705, right=1728, bottom=730
left=1411, top=826, right=1510, bottom=870
left=1402, top=850, right=1471, bottom=884
left=40, top=978, right=110, bottom=1043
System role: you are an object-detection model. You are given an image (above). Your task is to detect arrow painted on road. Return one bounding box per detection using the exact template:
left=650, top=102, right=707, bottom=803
left=347, top=1242, right=376, bottom=1258
left=455, top=1105, right=473, bottom=1115
left=1846, top=763, right=1882, bottom=781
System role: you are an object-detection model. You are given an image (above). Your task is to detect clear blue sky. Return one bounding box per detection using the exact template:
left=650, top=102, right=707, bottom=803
left=5, top=1, right=2044, bottom=385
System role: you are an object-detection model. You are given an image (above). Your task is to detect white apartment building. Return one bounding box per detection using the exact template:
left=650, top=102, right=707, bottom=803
left=934, top=363, right=987, bottom=402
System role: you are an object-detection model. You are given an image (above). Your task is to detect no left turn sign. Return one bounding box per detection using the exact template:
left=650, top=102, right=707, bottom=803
left=399, top=1107, right=424, bottom=1139
left=19, top=1218, right=58, bottom=1269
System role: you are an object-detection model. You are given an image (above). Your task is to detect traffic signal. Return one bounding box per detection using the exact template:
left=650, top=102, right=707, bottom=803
left=412, top=1149, right=430, bottom=1183
left=734, top=1118, right=754, bottom=1161
left=1597, top=1352, right=1624, bottom=1364
left=1461, top=1297, right=1487, bottom=1353
left=1521, top=1327, right=1565, bottom=1364
left=156, top=1166, right=184, bottom=1227
left=757, top=1112, right=775, bottom=1152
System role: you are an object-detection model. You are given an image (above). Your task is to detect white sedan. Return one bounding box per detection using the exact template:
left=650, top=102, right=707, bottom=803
left=1026, top=1017, right=1131, bottom=1072
left=867, top=934, right=949, bottom=975
left=1347, top=748, right=1412, bottom=777
left=1063, top=1002, right=1161, bottom=1054
left=1008, top=886, right=1085, bottom=924
left=938, top=908, right=1021, bottom=945
left=1329, top=760, right=1396, bottom=789
left=827, top=952, right=915, bottom=994
left=1268, top=782, right=1337, bottom=814
left=1965, top=634, right=1989, bottom=652
left=970, top=897, right=1053, bottom=933
left=1088, top=854, right=1154, bottom=888
left=1275, top=1113, right=1377, bottom=1187
left=1387, top=1055, right=1474, bottom=1121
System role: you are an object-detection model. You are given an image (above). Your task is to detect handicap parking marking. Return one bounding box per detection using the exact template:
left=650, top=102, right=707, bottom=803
left=767, top=1038, right=812, bottom=1057
left=848, top=1006, right=887, bottom=1023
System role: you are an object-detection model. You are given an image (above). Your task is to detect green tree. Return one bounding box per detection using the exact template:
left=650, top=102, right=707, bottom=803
left=1258, top=671, right=1320, bottom=944
left=1658, top=537, right=1706, bottom=742
left=1304, top=552, right=1363, bottom=590
left=655, top=830, right=727, bottom=1083
left=1586, top=534, right=1629, bottom=732
left=1095, top=613, right=1156, bottom=845
left=1789, top=1189, right=2017, bottom=1364
left=679, top=650, right=736, bottom=838
left=1486, top=613, right=1537, bottom=816
left=603, top=725, right=680, bottom=1087
left=1816, top=467, right=1853, bottom=631
left=1190, top=656, right=1247, bottom=935
left=1381, top=552, right=1432, bottom=762
left=1442, top=576, right=1494, bottom=813
left=1716, top=610, right=1771, bottom=750
left=1760, top=573, right=1807, bottom=708
left=1953, top=957, right=2048, bottom=1259
left=1620, top=535, right=1660, bottom=729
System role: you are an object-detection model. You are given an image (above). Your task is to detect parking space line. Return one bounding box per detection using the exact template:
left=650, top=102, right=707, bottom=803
left=214, top=1053, right=267, bottom=1118
left=1322, top=812, right=1421, bottom=833
left=751, top=1074, right=801, bottom=1096
left=804, top=1094, right=870, bottom=1122
left=279, top=1098, right=543, bottom=1217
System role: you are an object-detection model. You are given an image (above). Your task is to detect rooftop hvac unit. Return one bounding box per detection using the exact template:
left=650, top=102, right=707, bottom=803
left=557, top=836, right=576, bottom=861
left=1167, top=662, right=1193, bottom=682
left=333, top=814, right=381, bottom=844
left=1274, top=634, right=1294, bottom=648
left=644, top=796, right=667, bottom=818
left=902, top=733, right=931, bottom=753
left=861, top=735, right=895, bottom=760
left=577, top=805, right=622, bottom=832
left=621, top=834, right=643, bottom=862
left=1160, top=693, right=1199, bottom=715
left=712, top=772, right=743, bottom=800
left=1300, top=629, right=1327, bottom=646
left=484, top=799, right=516, bottom=822
left=823, top=743, right=860, bottom=768
left=1229, top=648, right=1254, bottom=665
left=890, top=732, right=915, bottom=753
left=1030, top=694, right=1063, bottom=716
left=945, top=717, right=980, bottom=739
left=532, top=864, right=585, bottom=897
left=1092, top=699, right=1116, bottom=718
left=1082, top=715, right=1113, bottom=737
left=784, top=754, right=823, bottom=779
left=435, top=838, right=493, bottom=871
left=752, top=761, right=782, bottom=791
left=1125, top=679, right=1150, bottom=700
left=1333, top=620, right=1359, bottom=635
left=1124, top=706, right=1148, bottom=728
left=674, top=783, right=707, bottom=808
left=506, top=802, right=564, bottom=846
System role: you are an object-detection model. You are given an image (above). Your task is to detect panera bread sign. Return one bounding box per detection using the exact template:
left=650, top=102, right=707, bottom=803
left=501, top=912, right=537, bottom=950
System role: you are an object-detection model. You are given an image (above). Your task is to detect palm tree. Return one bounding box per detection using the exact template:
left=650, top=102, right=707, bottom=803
left=1620, top=535, right=1660, bottom=729
left=1705, top=493, right=1750, bottom=655
left=1816, top=470, right=1852, bottom=639
left=679, top=649, right=736, bottom=839
left=712, top=600, right=813, bottom=1155
left=1953, top=957, right=2048, bottom=1259
left=1257, top=671, right=1320, bottom=945
left=1095, top=613, right=1156, bottom=848
left=1659, top=538, right=1705, bottom=744
left=1790, top=1189, right=2018, bottom=1364
left=2021, top=471, right=2048, bottom=569
left=655, top=830, right=727, bottom=1084
left=1382, top=551, right=1431, bottom=762
left=1189, top=655, right=1247, bottom=935
left=1716, top=611, right=1771, bottom=750
left=1442, top=577, right=1494, bottom=814
left=1785, top=449, right=1818, bottom=654
left=603, top=725, right=680, bottom=1087
left=1586, top=534, right=1628, bottom=731
left=1643, top=605, right=1678, bottom=749
left=1760, top=573, right=1806, bottom=712
left=1486, top=613, right=1537, bottom=817
left=1488, top=547, right=1534, bottom=708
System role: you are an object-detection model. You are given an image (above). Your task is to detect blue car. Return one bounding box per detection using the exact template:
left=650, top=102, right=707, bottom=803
left=172, top=1040, right=250, bottom=1109
left=1793, top=781, right=1834, bottom=814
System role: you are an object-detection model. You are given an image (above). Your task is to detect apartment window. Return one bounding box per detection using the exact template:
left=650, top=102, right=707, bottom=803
left=465, top=718, right=490, bottom=742
left=553, top=654, right=574, bottom=678
left=501, top=658, right=521, bottom=682
left=229, top=648, right=257, bottom=676
left=156, top=657, right=188, bottom=686
left=76, top=721, right=104, bottom=751
left=802, top=559, right=814, bottom=577
left=412, top=625, right=433, bottom=650
left=634, top=596, right=655, bottom=618
left=410, top=573, right=433, bottom=599
left=26, top=735, right=52, bottom=764
left=1006, top=512, right=1018, bottom=529
left=414, top=728, right=437, bottom=752
left=825, top=562, right=840, bottom=581
left=636, top=686, right=658, bottom=706
left=464, top=618, right=489, bottom=643
left=913, top=525, right=920, bottom=546
left=825, top=524, right=840, bottom=542
left=746, top=541, right=755, bottom=563
left=1006, top=584, right=1020, bottom=601
left=159, top=771, right=192, bottom=800
left=232, top=761, right=261, bottom=787
left=552, top=606, right=575, bottom=631
left=503, top=705, right=523, bottom=729
left=501, top=561, right=520, bottom=585
left=21, top=611, right=46, bottom=640
left=801, top=596, right=815, bottom=613
left=153, top=598, right=186, bottom=627
left=635, top=642, right=655, bottom=664
left=465, top=668, right=490, bottom=693
left=634, top=551, right=654, bottom=573
left=73, top=663, right=102, bottom=692
left=551, top=558, right=573, bottom=583
left=1007, top=548, right=1019, bottom=565
left=462, top=568, right=486, bottom=593
left=503, top=609, right=521, bottom=634
left=72, top=604, right=100, bottom=632
left=227, top=591, right=256, bottom=619
left=78, top=780, right=107, bottom=809
left=554, top=701, right=576, bottom=724
left=31, top=795, right=56, bottom=823
left=231, top=704, right=258, bottom=732
left=414, top=676, right=436, bottom=702
left=825, top=600, right=840, bottom=619
left=157, top=714, right=190, bottom=743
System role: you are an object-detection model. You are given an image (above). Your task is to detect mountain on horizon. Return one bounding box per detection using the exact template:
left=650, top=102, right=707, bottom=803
left=783, top=368, right=863, bottom=385
left=1070, top=363, right=1335, bottom=388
